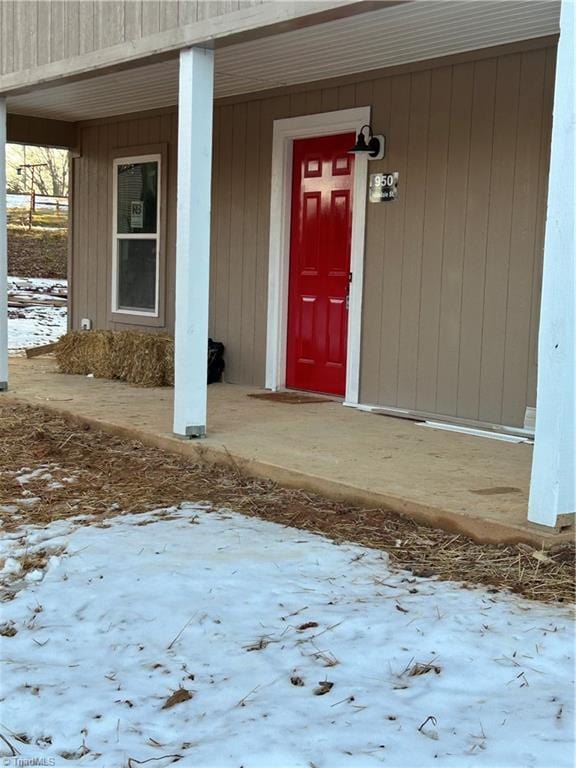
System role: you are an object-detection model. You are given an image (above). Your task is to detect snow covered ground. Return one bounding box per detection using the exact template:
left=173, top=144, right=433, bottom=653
left=0, top=504, right=573, bottom=768
left=8, top=276, right=68, bottom=353
left=7, top=194, right=68, bottom=211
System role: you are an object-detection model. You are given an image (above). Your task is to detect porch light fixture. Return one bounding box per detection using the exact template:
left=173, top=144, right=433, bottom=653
left=348, top=125, right=385, bottom=160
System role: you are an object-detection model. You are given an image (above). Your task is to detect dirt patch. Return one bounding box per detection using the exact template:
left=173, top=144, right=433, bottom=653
left=0, top=402, right=573, bottom=604
left=8, top=228, right=68, bottom=279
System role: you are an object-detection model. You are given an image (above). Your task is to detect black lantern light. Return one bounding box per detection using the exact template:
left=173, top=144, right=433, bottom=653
left=348, top=125, right=385, bottom=160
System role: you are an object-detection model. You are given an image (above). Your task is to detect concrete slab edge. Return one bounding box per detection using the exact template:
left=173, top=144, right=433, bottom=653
left=2, top=393, right=572, bottom=550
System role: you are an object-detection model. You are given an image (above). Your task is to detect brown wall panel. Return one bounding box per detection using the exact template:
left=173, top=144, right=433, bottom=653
left=226, top=102, right=248, bottom=380
left=477, top=53, right=522, bottom=425
left=0, top=1, right=257, bottom=76
left=70, top=42, right=555, bottom=424
left=501, top=48, right=549, bottom=426
left=71, top=111, right=178, bottom=333
left=456, top=58, right=497, bottom=421
left=435, top=62, right=474, bottom=417
left=7, top=114, right=77, bottom=148
left=396, top=70, right=431, bottom=410
left=415, top=65, right=451, bottom=414
left=372, top=74, right=411, bottom=407
left=526, top=47, right=555, bottom=413
left=239, top=100, right=261, bottom=384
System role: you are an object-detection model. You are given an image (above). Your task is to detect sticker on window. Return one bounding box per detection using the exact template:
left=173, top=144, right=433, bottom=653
left=130, top=201, right=144, bottom=229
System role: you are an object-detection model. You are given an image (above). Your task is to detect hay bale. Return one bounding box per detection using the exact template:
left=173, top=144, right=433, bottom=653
left=56, top=330, right=114, bottom=377
left=87, top=331, right=116, bottom=378
left=115, top=332, right=172, bottom=387
left=55, top=331, right=88, bottom=375
left=164, top=339, right=175, bottom=387
left=108, top=331, right=138, bottom=382
left=56, top=330, right=174, bottom=387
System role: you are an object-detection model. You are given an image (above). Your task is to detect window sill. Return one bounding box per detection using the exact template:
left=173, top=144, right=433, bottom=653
left=110, top=310, right=166, bottom=329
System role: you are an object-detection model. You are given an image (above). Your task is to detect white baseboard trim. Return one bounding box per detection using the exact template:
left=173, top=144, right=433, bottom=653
left=416, top=421, right=532, bottom=444
left=342, top=400, right=535, bottom=441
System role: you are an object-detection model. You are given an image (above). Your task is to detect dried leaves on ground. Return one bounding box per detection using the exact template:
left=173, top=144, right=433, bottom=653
left=162, top=688, right=193, bottom=710
left=8, top=227, right=68, bottom=280
left=0, top=403, right=573, bottom=604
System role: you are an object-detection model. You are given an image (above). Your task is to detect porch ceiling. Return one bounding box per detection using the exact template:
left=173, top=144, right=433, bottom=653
left=6, top=0, right=559, bottom=122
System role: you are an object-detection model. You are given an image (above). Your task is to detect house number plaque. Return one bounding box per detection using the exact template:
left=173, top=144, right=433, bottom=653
left=369, top=172, right=399, bottom=202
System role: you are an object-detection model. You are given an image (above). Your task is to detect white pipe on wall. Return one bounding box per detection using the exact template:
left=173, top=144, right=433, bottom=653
left=173, top=47, right=214, bottom=438
left=528, top=0, right=576, bottom=526
left=0, top=98, right=7, bottom=391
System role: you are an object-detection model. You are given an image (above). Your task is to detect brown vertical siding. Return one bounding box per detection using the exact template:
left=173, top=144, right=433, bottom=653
left=71, top=110, right=178, bottom=332
left=416, top=66, right=451, bottom=413
left=500, top=48, right=550, bottom=427
left=526, top=48, right=555, bottom=415
left=0, top=1, right=261, bottom=76
left=456, top=58, right=497, bottom=422
left=71, top=42, right=555, bottom=427
left=435, top=63, right=474, bottom=418
left=396, top=70, right=431, bottom=411
left=227, top=102, right=248, bottom=380
left=358, top=47, right=554, bottom=427
left=0, top=0, right=15, bottom=75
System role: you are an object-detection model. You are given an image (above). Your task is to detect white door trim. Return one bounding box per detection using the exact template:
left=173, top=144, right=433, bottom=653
left=265, top=106, right=370, bottom=403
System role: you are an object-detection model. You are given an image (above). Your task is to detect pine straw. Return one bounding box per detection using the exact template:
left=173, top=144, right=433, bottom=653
left=0, top=402, right=573, bottom=604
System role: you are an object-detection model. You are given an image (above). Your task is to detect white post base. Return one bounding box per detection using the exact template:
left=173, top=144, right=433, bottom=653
left=173, top=47, right=214, bottom=438
left=0, top=98, right=7, bottom=392
left=181, top=424, right=206, bottom=439
left=528, top=0, right=575, bottom=526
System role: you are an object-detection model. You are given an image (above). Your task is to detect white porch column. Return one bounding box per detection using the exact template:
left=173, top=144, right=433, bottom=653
left=173, top=47, right=214, bottom=438
left=0, top=98, right=7, bottom=392
left=528, top=0, right=575, bottom=526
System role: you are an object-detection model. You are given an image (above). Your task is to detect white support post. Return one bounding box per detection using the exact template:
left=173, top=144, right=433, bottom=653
left=0, top=98, right=7, bottom=392
left=173, top=47, right=214, bottom=438
left=528, top=0, right=575, bottom=526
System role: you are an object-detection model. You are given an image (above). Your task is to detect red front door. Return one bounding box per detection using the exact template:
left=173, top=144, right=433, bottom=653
left=286, top=133, right=355, bottom=396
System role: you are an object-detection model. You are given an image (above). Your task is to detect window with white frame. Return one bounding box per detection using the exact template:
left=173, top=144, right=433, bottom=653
left=112, top=155, right=161, bottom=316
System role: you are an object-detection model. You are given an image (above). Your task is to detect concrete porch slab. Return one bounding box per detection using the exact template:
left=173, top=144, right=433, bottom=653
left=3, top=356, right=572, bottom=548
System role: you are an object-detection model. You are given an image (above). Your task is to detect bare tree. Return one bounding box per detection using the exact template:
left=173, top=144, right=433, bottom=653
left=6, top=144, right=68, bottom=197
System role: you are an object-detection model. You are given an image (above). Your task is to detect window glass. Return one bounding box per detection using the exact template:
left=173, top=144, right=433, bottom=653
left=117, top=240, right=157, bottom=312
left=116, top=161, right=158, bottom=234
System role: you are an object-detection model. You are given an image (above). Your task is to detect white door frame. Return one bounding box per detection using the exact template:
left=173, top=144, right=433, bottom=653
left=265, top=106, right=371, bottom=403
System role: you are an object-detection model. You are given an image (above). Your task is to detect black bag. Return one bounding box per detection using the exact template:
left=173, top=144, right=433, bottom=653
left=208, top=338, right=225, bottom=384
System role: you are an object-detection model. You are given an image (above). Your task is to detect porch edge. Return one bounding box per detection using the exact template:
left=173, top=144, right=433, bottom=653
left=2, top=393, right=571, bottom=550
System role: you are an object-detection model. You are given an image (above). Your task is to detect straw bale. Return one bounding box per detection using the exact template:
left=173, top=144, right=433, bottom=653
left=56, top=331, right=174, bottom=387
